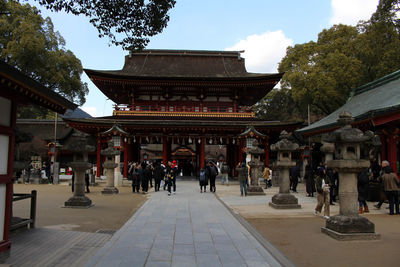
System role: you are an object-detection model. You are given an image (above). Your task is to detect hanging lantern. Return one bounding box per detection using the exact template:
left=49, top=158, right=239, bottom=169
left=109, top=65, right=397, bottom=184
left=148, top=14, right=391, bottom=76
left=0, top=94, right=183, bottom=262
left=198, top=138, right=201, bottom=144
left=112, top=135, right=121, bottom=148
left=188, top=137, right=192, bottom=144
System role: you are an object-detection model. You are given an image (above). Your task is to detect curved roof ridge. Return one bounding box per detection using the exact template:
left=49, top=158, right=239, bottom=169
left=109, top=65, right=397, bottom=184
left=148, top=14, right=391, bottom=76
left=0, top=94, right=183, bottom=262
left=354, top=69, right=400, bottom=96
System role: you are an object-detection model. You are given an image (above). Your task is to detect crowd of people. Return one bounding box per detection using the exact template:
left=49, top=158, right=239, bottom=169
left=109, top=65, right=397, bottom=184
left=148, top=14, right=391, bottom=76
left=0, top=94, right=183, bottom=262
left=127, top=160, right=179, bottom=196
left=300, top=158, right=400, bottom=218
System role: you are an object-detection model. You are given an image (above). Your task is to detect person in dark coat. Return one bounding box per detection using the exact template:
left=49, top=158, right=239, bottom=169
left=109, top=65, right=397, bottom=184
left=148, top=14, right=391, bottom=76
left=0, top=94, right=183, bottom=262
left=304, top=162, right=315, bottom=197
left=199, top=168, right=208, bottom=193
left=153, top=162, right=164, bottom=192
left=206, top=161, right=218, bottom=193
left=236, top=162, right=248, bottom=196
left=131, top=164, right=142, bottom=193
left=358, top=168, right=370, bottom=213
left=142, top=165, right=152, bottom=194
left=289, top=164, right=300, bottom=193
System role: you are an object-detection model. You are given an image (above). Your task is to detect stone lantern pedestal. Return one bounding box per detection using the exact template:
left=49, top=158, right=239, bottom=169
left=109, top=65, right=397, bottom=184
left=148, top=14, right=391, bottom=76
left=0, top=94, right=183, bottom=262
left=269, top=131, right=301, bottom=209
left=101, top=141, right=120, bottom=195
left=64, top=162, right=93, bottom=208
left=63, top=132, right=94, bottom=208
left=321, top=112, right=380, bottom=240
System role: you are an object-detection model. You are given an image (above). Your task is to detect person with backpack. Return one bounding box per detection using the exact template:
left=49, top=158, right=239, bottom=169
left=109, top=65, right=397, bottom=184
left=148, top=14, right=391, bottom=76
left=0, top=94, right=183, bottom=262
left=220, top=162, right=230, bottom=186
left=199, top=168, right=208, bottom=193
left=206, top=161, right=218, bottom=193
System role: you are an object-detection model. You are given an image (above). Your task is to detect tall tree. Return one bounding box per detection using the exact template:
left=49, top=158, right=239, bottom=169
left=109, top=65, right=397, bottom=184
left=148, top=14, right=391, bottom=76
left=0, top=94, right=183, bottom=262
left=278, top=25, right=364, bottom=117
left=32, top=0, right=176, bottom=50
left=254, top=88, right=301, bottom=122
left=0, top=0, right=88, bottom=108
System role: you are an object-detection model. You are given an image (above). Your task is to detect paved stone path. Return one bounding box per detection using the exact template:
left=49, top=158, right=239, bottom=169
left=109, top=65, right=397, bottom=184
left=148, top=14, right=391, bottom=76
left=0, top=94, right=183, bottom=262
left=86, top=181, right=287, bottom=267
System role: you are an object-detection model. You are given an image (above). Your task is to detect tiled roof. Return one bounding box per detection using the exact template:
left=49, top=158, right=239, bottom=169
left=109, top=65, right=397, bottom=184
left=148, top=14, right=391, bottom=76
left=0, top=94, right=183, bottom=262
left=297, top=70, right=400, bottom=136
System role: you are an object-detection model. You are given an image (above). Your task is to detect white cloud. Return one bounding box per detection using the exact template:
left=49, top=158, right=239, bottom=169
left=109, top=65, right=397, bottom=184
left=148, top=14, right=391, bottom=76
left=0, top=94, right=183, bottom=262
left=330, top=0, right=379, bottom=25
left=81, top=106, right=98, bottom=117
left=226, top=30, right=293, bottom=73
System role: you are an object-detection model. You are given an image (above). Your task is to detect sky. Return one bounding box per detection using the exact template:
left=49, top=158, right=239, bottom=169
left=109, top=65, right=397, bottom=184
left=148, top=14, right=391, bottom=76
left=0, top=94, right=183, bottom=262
left=29, top=0, right=380, bottom=117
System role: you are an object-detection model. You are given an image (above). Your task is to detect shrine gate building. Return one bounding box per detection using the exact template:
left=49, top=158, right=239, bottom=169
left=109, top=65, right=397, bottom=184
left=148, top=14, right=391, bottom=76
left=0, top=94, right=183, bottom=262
left=64, top=50, right=302, bottom=178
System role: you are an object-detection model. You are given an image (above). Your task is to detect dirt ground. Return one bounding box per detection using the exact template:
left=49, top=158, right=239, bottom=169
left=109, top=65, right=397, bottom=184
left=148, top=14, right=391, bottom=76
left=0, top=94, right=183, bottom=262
left=12, top=183, right=147, bottom=232
left=247, top=214, right=400, bottom=267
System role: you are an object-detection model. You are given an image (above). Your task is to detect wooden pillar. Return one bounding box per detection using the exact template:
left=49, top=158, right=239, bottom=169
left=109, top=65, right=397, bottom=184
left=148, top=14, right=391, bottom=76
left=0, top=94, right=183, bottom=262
left=200, top=137, right=205, bottom=169
left=123, top=139, right=128, bottom=179
left=387, top=134, right=398, bottom=175
left=127, top=142, right=133, bottom=162
left=238, top=139, right=244, bottom=163
left=163, top=136, right=168, bottom=165
left=96, top=136, right=102, bottom=178
left=265, top=138, right=270, bottom=167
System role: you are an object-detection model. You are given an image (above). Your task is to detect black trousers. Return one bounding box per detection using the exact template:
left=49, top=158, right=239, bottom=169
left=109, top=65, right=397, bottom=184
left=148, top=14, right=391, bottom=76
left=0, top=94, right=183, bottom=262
left=209, top=176, right=216, bottom=192
left=385, top=191, right=399, bottom=214
left=132, top=179, right=140, bottom=192
left=154, top=179, right=161, bottom=191
left=168, top=178, right=176, bottom=193
left=142, top=178, right=149, bottom=192
left=291, top=177, right=298, bottom=192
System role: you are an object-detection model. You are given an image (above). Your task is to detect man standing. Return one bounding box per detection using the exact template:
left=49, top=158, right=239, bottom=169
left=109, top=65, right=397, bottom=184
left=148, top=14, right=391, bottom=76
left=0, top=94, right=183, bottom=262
left=381, top=162, right=399, bottom=215
left=236, top=162, right=248, bottom=196
left=206, top=161, right=218, bottom=193
left=220, top=162, right=229, bottom=185
left=289, top=164, right=300, bottom=193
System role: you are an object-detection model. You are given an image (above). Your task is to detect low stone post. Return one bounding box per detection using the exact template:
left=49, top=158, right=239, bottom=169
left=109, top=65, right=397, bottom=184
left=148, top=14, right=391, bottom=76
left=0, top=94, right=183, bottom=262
left=64, top=132, right=94, bottom=208
left=321, top=112, right=380, bottom=240
left=269, top=131, right=301, bottom=209
left=101, top=141, right=120, bottom=194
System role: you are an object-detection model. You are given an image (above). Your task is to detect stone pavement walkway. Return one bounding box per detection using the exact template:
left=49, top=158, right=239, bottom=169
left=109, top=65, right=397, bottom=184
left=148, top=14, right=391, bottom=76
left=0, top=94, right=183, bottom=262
left=85, top=181, right=291, bottom=267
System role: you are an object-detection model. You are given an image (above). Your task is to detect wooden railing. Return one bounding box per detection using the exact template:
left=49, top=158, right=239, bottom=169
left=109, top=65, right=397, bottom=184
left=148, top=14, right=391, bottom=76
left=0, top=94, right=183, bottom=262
left=113, top=104, right=255, bottom=118
left=12, top=190, right=37, bottom=230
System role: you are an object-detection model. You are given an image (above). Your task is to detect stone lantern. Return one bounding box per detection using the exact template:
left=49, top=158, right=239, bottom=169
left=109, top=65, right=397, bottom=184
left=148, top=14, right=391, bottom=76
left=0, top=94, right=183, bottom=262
left=247, top=139, right=266, bottom=195
left=269, top=131, right=301, bottom=209
left=238, top=126, right=266, bottom=195
left=64, top=132, right=95, bottom=208
left=101, top=141, right=120, bottom=194
left=100, top=124, right=128, bottom=188
left=321, top=111, right=379, bottom=240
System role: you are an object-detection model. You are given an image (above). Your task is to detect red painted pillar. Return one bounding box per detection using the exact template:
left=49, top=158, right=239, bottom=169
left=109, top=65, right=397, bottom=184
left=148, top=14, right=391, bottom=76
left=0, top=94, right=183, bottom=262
left=387, top=134, right=398, bottom=175
left=238, top=139, right=244, bottom=163
left=123, top=139, right=128, bottom=179
left=381, top=135, right=387, bottom=161
left=96, top=136, right=102, bottom=178
left=265, top=138, right=270, bottom=167
left=200, top=137, right=205, bottom=169
left=163, top=136, right=168, bottom=165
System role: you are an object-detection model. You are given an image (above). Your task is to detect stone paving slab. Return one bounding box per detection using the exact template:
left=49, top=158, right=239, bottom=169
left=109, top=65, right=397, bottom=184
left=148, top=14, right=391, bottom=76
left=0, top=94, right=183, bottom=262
left=85, top=181, right=288, bottom=267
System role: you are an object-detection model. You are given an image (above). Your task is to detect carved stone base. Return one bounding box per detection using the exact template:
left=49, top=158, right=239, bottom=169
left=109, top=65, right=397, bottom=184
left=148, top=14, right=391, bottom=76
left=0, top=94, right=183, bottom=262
left=321, top=227, right=380, bottom=241
left=269, top=193, right=301, bottom=209
left=247, top=186, right=266, bottom=196
left=64, top=196, right=93, bottom=208
left=325, top=215, right=376, bottom=234
left=101, top=187, right=119, bottom=195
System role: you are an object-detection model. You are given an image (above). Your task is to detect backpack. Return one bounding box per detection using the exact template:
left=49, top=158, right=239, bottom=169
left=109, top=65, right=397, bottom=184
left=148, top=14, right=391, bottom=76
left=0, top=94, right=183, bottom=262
left=199, top=170, right=206, bottom=182
left=209, top=166, right=217, bottom=177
